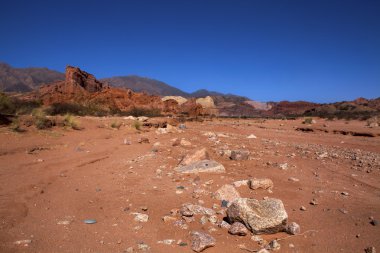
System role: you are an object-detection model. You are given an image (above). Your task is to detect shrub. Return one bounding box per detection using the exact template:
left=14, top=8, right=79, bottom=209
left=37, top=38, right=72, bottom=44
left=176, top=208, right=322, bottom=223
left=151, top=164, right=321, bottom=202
left=111, top=121, right=122, bottom=129
left=63, top=114, right=81, bottom=130
left=0, top=93, right=15, bottom=114
left=132, top=120, right=141, bottom=130
left=10, top=118, right=25, bottom=132
left=124, top=107, right=162, bottom=117
left=302, top=117, right=313, bottom=124
left=32, top=109, right=53, bottom=129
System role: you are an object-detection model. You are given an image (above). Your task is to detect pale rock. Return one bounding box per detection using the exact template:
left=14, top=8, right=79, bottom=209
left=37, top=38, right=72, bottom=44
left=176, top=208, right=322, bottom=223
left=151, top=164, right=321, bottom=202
left=175, top=160, right=225, bottom=174
left=249, top=178, right=274, bottom=190
left=227, top=198, right=288, bottom=234
left=180, top=148, right=210, bottom=166
left=214, top=184, right=241, bottom=204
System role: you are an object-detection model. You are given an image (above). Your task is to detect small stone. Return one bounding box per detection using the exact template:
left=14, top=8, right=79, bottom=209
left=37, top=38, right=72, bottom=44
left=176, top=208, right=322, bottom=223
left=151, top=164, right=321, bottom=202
left=310, top=199, right=318, bottom=205
left=125, top=247, right=134, bottom=253
left=289, top=243, right=295, bottom=248
left=84, top=219, right=97, bottom=224
left=175, top=160, right=225, bottom=174
left=141, top=206, right=148, bottom=211
left=218, top=220, right=231, bottom=229
left=138, top=137, right=150, bottom=144
left=365, top=247, right=376, bottom=253
left=132, top=213, right=149, bottom=222
left=257, top=249, right=270, bottom=253
left=251, top=235, right=263, bottom=242
left=157, top=239, right=176, bottom=245
left=266, top=240, right=280, bottom=251
left=200, top=216, right=208, bottom=225
left=338, top=208, right=348, bottom=214
left=300, top=206, right=307, bottom=211
left=190, top=231, right=216, bottom=252
left=137, top=242, right=150, bottom=251
left=279, top=163, right=288, bottom=170
left=162, top=216, right=177, bottom=223
left=230, top=150, right=250, bottom=160
left=208, top=215, right=218, bottom=224
left=370, top=219, right=378, bottom=226
left=341, top=192, right=349, bottom=196
left=232, top=180, right=249, bottom=187
left=14, top=239, right=32, bottom=245
left=288, top=177, right=299, bottom=182
left=286, top=222, right=301, bottom=235
left=249, top=178, right=274, bottom=190
left=247, top=134, right=257, bottom=139
left=228, top=222, right=249, bottom=236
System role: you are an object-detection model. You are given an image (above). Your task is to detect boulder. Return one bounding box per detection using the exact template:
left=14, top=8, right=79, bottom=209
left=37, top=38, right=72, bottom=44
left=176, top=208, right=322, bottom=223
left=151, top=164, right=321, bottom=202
left=214, top=184, right=241, bottom=204
left=227, top=198, right=288, bottom=234
left=180, top=148, right=210, bottom=166
left=190, top=231, right=216, bottom=252
left=175, top=160, right=225, bottom=174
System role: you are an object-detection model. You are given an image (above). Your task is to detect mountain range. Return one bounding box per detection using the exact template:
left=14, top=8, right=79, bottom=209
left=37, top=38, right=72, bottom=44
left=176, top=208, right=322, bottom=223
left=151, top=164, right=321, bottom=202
left=0, top=62, right=226, bottom=98
left=1, top=62, right=379, bottom=118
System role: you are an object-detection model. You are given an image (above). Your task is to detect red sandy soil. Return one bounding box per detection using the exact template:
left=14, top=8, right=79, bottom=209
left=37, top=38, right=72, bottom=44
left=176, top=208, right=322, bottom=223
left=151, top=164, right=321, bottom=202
left=0, top=117, right=379, bottom=253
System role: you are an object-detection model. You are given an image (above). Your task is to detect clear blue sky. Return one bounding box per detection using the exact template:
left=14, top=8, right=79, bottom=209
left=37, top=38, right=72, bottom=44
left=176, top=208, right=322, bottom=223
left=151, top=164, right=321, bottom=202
left=1, top=0, right=379, bottom=102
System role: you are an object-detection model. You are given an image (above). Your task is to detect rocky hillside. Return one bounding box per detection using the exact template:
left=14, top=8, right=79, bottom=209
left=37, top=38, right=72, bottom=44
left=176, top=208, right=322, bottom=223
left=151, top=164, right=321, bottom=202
left=0, top=63, right=64, bottom=92
left=102, top=76, right=189, bottom=97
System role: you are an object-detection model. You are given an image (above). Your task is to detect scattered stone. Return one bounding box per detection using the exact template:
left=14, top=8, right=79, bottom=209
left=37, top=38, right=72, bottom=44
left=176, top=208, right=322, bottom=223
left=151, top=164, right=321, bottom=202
left=123, top=139, right=132, bottom=145
left=138, top=137, right=150, bottom=144
left=132, top=213, right=149, bottom=222
left=200, top=216, right=208, bottom=225
left=162, top=216, right=177, bottom=223
left=288, top=177, right=300, bottom=182
left=230, top=150, right=250, bottom=160
left=180, top=139, right=192, bottom=146
left=279, top=163, right=288, bottom=170
left=84, top=219, right=97, bottom=224
left=232, top=180, right=249, bottom=187
left=338, top=208, right=348, bottom=214
left=228, top=222, right=249, bottom=236
left=227, top=198, right=288, bottom=234
left=266, top=240, right=281, bottom=251
left=249, top=178, right=274, bottom=190
left=257, top=249, right=270, bottom=253
left=208, top=215, right=218, bottom=224
left=247, top=134, right=257, bottom=139
left=180, top=203, right=216, bottom=217
left=180, top=148, right=210, bottom=166
left=286, top=222, right=301, bottom=235
left=14, top=239, right=32, bottom=245
left=310, top=199, right=318, bottom=205
left=175, top=160, right=225, bottom=174
left=214, top=184, right=241, bottom=204
left=300, top=206, right=307, bottom=211
left=365, top=247, right=376, bottom=253
left=57, top=220, right=71, bottom=225
left=190, top=231, right=216, bottom=252
left=370, top=219, right=378, bottom=226
left=251, top=235, right=263, bottom=242
left=157, top=239, right=176, bottom=245
left=218, top=220, right=231, bottom=229
left=125, top=246, right=134, bottom=252
left=341, top=191, right=349, bottom=196
left=141, top=206, right=148, bottom=211
left=137, top=242, right=150, bottom=251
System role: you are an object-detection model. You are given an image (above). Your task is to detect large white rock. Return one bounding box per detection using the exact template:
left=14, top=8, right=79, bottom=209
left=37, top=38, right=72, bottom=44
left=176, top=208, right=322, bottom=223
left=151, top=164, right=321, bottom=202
left=227, top=198, right=288, bottom=234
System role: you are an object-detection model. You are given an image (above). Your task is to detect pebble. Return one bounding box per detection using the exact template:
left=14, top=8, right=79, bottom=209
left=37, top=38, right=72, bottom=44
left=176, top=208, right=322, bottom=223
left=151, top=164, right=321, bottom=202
left=310, top=199, right=318, bottom=205
left=84, top=219, right=97, bottom=224
left=370, top=219, right=378, bottom=226
left=14, top=239, right=32, bottom=245
left=365, top=247, right=376, bottom=253
left=132, top=213, right=149, bottom=222
left=341, top=191, right=349, bottom=196
left=137, top=242, right=150, bottom=251
left=300, top=206, right=307, bottom=211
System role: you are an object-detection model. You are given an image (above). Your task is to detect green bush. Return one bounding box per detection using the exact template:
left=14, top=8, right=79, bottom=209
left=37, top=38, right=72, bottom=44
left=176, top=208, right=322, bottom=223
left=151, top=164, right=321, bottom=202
left=33, top=109, right=53, bottom=129
left=111, top=121, right=122, bottom=129
left=132, top=120, right=141, bottom=130
left=303, top=117, right=313, bottom=124
left=63, top=114, right=81, bottom=130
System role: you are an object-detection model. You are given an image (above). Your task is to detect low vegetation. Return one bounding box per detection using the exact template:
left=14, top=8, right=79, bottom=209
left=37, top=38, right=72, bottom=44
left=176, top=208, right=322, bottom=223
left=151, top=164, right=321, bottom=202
left=111, top=121, right=122, bottom=129
left=63, top=114, right=81, bottom=130
left=132, top=120, right=141, bottom=130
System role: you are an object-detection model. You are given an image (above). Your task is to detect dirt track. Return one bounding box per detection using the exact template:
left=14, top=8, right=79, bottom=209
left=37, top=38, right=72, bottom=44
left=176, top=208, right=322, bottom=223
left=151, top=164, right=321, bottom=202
left=0, top=117, right=379, bottom=253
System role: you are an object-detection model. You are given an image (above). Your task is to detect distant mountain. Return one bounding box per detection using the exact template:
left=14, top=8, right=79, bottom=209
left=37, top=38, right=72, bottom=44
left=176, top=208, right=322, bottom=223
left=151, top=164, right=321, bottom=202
left=0, top=63, right=65, bottom=92
left=102, top=76, right=189, bottom=97
left=190, top=89, right=224, bottom=97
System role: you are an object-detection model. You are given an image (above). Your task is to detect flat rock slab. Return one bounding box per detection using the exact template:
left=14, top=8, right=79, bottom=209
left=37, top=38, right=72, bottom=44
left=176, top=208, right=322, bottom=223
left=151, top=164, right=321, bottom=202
left=227, top=198, right=288, bottom=234
left=175, top=160, right=225, bottom=174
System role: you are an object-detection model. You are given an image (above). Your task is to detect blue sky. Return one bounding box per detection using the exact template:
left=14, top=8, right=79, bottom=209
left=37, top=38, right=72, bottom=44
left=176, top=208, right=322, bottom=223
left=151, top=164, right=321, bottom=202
left=1, top=0, right=379, bottom=102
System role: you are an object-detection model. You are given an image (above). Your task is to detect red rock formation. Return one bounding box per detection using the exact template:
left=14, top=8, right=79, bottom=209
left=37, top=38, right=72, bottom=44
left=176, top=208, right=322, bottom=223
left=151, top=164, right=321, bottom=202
left=37, top=66, right=168, bottom=113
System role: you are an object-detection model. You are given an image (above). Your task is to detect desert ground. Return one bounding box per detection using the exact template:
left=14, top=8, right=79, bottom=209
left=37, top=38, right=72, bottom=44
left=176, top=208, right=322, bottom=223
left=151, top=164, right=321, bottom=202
left=0, top=117, right=379, bottom=253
